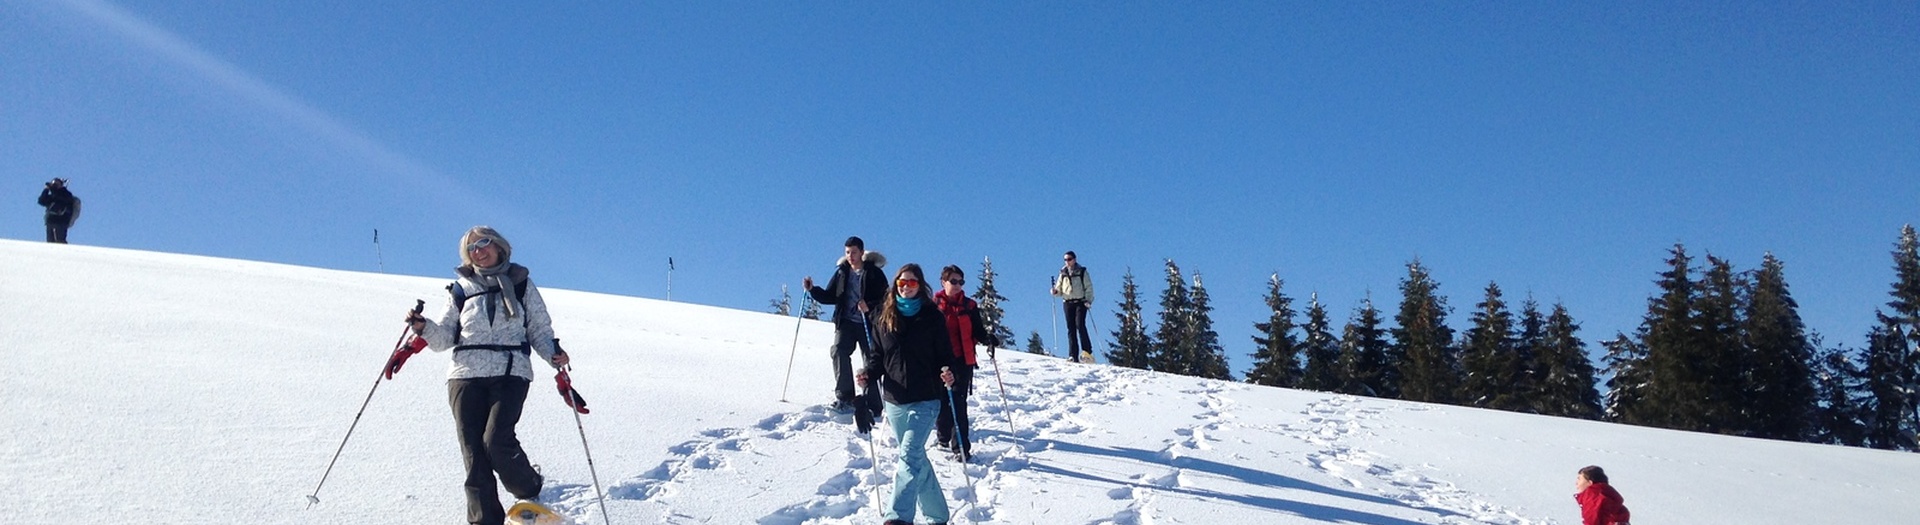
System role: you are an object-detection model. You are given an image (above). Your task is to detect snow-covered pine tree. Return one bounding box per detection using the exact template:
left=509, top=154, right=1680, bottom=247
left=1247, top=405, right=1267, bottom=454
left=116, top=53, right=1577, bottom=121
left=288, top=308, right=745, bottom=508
left=1693, top=255, right=1748, bottom=434
left=1602, top=333, right=1651, bottom=423
left=1026, top=331, right=1049, bottom=356
left=973, top=256, right=1015, bottom=349
left=769, top=285, right=792, bottom=316
left=1105, top=269, right=1155, bottom=369
left=1297, top=293, right=1342, bottom=392
left=1392, top=260, right=1457, bottom=404
left=1740, top=252, right=1817, bottom=441
left=1247, top=273, right=1303, bottom=387
left=1152, top=260, right=1194, bottom=374
left=1635, top=244, right=1698, bottom=429
left=1461, top=282, right=1521, bottom=410
left=1811, top=339, right=1867, bottom=447
left=1860, top=326, right=1915, bottom=450
left=1189, top=273, right=1233, bottom=380
left=1337, top=298, right=1390, bottom=397
left=1535, top=302, right=1602, bottom=419
left=800, top=294, right=824, bottom=320
left=1514, top=298, right=1549, bottom=413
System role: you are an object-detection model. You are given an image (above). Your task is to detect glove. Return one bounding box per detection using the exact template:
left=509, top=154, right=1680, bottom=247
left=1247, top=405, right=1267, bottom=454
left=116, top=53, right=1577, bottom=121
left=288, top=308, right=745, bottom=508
left=555, top=370, right=590, bottom=414
left=384, top=335, right=428, bottom=380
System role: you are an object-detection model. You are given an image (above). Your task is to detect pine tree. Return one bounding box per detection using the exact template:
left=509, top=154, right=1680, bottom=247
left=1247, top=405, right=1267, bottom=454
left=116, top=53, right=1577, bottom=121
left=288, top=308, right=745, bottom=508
left=1693, top=255, right=1748, bottom=434
left=1602, top=333, right=1651, bottom=423
left=1860, top=326, right=1915, bottom=450
left=1247, top=274, right=1304, bottom=387
left=1337, top=298, right=1391, bottom=397
left=1535, top=303, right=1602, bottom=419
left=769, top=285, right=792, bottom=316
left=1392, top=260, right=1458, bottom=404
left=1461, top=282, right=1521, bottom=410
left=1026, top=331, right=1049, bottom=356
left=1152, top=260, right=1194, bottom=374
left=1635, top=244, right=1699, bottom=429
left=1297, top=293, right=1342, bottom=392
left=973, top=256, right=1015, bottom=349
left=1188, top=274, right=1233, bottom=380
left=1811, top=341, right=1867, bottom=447
left=800, top=294, right=824, bottom=320
left=1740, top=253, right=1817, bottom=441
left=1515, top=298, right=1550, bottom=413
left=1105, top=269, right=1155, bottom=369
left=1864, top=224, right=1920, bottom=450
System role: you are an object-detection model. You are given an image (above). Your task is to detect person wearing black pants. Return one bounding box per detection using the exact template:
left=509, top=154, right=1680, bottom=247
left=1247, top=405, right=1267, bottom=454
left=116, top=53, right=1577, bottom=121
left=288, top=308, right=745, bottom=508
left=933, top=265, right=994, bottom=460
left=805, top=236, right=888, bottom=409
left=408, top=226, right=571, bottom=525
left=37, top=178, right=78, bottom=244
left=1051, top=251, right=1095, bottom=363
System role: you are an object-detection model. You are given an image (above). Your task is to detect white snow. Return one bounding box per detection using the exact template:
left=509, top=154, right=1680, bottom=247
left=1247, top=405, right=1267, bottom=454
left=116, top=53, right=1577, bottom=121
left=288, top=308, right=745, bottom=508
left=3, top=238, right=1917, bottom=524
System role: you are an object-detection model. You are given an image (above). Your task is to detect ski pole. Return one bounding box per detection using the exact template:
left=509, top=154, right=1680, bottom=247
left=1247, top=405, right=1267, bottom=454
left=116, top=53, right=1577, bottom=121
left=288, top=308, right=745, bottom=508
left=307, top=300, right=424, bottom=508
left=942, top=367, right=978, bottom=518
left=983, top=319, right=1016, bottom=436
left=780, top=294, right=813, bottom=402
left=857, top=380, right=886, bottom=522
left=558, top=365, right=613, bottom=525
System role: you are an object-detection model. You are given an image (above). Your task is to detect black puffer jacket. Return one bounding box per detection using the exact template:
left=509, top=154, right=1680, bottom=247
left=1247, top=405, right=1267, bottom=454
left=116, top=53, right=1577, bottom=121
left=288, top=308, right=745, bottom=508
left=864, top=297, right=958, bottom=405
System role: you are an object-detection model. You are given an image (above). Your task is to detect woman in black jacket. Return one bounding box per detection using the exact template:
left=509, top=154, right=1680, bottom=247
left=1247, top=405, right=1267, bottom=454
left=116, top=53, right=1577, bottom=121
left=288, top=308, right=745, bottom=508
left=856, top=263, right=958, bottom=525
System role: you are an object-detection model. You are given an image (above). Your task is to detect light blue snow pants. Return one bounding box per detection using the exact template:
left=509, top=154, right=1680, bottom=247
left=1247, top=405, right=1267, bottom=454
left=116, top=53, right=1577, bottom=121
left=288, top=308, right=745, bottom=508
left=884, top=399, right=949, bottom=523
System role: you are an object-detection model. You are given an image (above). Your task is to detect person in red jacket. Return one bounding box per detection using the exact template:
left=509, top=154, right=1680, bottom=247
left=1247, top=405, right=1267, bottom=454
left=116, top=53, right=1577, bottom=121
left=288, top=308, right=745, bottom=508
left=1574, top=465, right=1631, bottom=525
left=933, top=265, right=995, bottom=462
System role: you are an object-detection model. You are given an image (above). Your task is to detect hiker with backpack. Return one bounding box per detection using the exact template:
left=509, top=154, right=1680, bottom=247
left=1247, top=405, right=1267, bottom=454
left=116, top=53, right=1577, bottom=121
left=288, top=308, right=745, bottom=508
left=37, top=178, right=79, bottom=244
left=804, top=236, right=888, bottom=411
left=856, top=263, right=960, bottom=525
left=402, top=226, right=571, bottom=525
left=933, top=264, right=995, bottom=462
left=1050, top=251, right=1094, bottom=363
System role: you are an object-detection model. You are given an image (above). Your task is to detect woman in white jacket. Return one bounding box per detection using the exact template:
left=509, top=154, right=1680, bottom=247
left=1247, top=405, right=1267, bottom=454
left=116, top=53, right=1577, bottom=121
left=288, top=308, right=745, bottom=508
left=407, top=226, right=570, bottom=525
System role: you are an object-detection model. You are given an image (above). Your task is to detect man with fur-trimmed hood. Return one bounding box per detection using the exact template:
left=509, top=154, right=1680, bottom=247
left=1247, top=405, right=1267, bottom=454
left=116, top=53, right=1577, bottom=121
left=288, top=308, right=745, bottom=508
left=804, top=236, right=888, bottom=410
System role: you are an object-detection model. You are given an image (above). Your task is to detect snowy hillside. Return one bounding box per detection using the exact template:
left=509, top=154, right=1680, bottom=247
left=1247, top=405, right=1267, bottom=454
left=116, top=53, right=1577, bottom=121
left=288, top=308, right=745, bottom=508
left=3, top=239, right=1917, bottom=524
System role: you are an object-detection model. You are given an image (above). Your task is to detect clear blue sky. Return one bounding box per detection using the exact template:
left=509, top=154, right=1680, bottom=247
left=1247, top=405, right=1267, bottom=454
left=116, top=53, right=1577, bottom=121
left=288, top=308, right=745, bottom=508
left=6, top=1, right=1916, bottom=375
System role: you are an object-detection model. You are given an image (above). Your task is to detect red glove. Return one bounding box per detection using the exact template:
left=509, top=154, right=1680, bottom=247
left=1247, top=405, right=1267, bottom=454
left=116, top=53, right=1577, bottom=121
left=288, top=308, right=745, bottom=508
left=556, top=370, right=590, bottom=414
left=384, top=335, right=428, bottom=380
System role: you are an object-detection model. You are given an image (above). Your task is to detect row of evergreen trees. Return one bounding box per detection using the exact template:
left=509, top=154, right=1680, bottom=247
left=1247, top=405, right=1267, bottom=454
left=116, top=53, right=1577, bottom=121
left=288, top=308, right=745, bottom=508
left=768, top=227, right=1920, bottom=451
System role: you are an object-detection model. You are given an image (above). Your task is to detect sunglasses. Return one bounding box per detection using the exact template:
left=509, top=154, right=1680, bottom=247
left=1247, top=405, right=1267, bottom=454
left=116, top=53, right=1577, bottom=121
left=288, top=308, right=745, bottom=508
left=945, top=278, right=965, bottom=286
left=465, top=237, right=493, bottom=253
left=895, top=278, right=921, bottom=289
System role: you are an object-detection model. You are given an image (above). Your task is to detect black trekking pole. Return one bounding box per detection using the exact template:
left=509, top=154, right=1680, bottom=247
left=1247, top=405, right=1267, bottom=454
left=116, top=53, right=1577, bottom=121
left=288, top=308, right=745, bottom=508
left=554, top=359, right=612, bottom=525
left=779, top=293, right=814, bottom=402
left=307, top=300, right=425, bottom=508
left=942, top=367, right=978, bottom=519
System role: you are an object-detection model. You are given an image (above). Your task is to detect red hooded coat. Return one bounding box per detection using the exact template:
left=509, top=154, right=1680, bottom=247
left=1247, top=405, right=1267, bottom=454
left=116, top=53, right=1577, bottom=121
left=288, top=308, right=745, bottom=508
left=1576, top=482, right=1630, bottom=525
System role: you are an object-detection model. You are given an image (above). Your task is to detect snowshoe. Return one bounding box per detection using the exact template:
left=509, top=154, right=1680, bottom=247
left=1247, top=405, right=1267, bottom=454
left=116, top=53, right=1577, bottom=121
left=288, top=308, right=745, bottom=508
left=506, top=500, right=571, bottom=525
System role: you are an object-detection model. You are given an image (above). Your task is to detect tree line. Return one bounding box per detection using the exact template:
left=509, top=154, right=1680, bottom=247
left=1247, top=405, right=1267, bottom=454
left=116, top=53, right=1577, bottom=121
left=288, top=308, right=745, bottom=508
left=769, top=227, right=1920, bottom=451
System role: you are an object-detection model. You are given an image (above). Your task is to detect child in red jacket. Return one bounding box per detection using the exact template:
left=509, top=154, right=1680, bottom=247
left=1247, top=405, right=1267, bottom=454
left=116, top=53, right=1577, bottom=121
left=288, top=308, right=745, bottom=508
left=1574, top=465, right=1631, bottom=525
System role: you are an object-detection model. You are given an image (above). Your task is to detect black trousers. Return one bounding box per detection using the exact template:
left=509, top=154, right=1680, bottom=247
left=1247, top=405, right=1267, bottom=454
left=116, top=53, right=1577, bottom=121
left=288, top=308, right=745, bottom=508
left=449, top=376, right=543, bottom=525
left=44, top=220, right=68, bottom=244
left=1064, top=299, right=1092, bottom=361
left=831, top=319, right=873, bottom=401
left=936, top=365, right=975, bottom=453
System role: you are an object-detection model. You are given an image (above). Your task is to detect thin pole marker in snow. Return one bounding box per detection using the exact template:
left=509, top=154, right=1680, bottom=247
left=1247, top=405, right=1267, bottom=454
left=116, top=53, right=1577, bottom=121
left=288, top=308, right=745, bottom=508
left=372, top=229, right=384, bottom=273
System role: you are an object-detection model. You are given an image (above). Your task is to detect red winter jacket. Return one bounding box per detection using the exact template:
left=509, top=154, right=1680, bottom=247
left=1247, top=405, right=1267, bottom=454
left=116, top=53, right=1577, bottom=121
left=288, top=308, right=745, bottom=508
left=1576, top=483, right=1630, bottom=525
left=934, top=290, right=988, bottom=365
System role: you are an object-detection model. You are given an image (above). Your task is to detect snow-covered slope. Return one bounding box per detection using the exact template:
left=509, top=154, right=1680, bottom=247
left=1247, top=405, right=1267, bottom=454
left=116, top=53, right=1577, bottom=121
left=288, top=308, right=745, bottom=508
left=3, top=239, right=1916, bottom=524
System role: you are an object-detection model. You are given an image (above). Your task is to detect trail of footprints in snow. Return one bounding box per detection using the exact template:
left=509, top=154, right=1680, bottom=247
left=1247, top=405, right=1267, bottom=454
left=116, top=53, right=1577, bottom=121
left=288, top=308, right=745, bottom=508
left=603, top=359, right=1141, bottom=523
left=1252, top=395, right=1549, bottom=525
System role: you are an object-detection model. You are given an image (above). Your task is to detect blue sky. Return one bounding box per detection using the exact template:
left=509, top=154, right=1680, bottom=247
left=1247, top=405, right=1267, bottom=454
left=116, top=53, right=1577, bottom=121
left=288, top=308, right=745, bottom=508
left=5, top=1, right=1916, bottom=375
